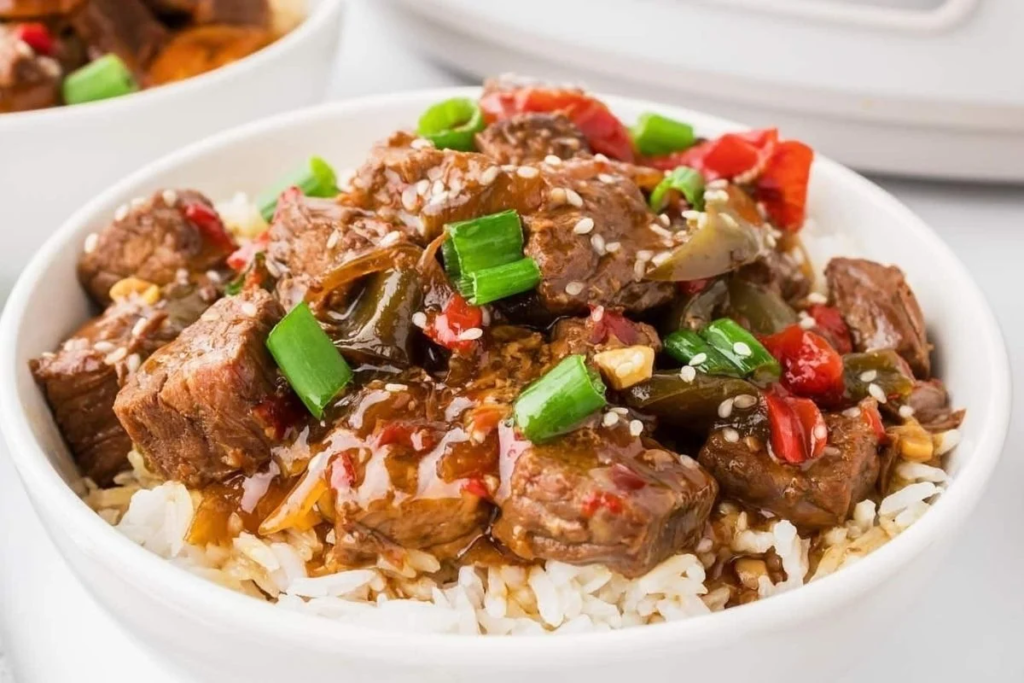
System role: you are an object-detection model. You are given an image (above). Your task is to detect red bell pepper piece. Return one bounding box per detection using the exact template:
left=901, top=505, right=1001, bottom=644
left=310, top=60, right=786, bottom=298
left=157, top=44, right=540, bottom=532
left=182, top=202, right=236, bottom=253
left=762, top=325, right=844, bottom=399
left=424, top=293, right=483, bottom=353
left=806, top=304, right=853, bottom=355
left=754, top=140, right=814, bottom=232
left=765, top=389, right=827, bottom=464
left=13, top=23, right=54, bottom=57
left=479, top=86, right=635, bottom=162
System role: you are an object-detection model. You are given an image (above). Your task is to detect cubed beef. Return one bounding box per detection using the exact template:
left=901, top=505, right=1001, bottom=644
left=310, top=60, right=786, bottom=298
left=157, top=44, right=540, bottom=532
left=327, top=373, right=495, bottom=564
left=475, top=113, right=589, bottom=165
left=0, top=27, right=61, bottom=112
left=30, top=282, right=218, bottom=483
left=78, top=189, right=233, bottom=306
left=825, top=257, right=931, bottom=377
left=0, top=1, right=83, bottom=19
left=492, top=424, right=718, bottom=577
left=146, top=24, right=270, bottom=86
left=905, top=379, right=965, bottom=432
left=737, top=244, right=812, bottom=304
left=265, top=192, right=413, bottom=309
left=70, top=0, right=167, bottom=74
left=114, top=288, right=283, bottom=486
left=699, top=410, right=880, bottom=528
left=194, top=0, right=268, bottom=26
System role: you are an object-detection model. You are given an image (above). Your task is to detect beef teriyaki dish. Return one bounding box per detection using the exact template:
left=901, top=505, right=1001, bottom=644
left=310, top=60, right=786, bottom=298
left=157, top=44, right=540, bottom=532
left=34, top=77, right=964, bottom=634
left=0, top=0, right=303, bottom=113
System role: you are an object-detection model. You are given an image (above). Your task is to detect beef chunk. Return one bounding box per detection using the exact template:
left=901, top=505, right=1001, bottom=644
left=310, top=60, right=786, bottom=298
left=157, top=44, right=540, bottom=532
left=737, top=243, right=812, bottom=304
left=825, top=257, right=930, bottom=377
left=0, top=27, right=61, bottom=112
left=78, top=189, right=232, bottom=306
left=265, top=192, right=413, bottom=309
left=699, top=410, right=880, bottom=528
left=493, top=425, right=718, bottom=577
left=194, top=0, right=268, bottom=26
left=327, top=373, right=494, bottom=564
left=70, top=0, right=167, bottom=74
left=31, top=282, right=218, bottom=483
left=906, top=379, right=965, bottom=432
left=114, top=288, right=283, bottom=486
left=475, top=113, right=589, bottom=165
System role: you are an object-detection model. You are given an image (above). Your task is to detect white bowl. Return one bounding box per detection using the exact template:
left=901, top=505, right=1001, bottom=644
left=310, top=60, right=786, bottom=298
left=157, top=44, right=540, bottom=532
left=0, top=89, right=1011, bottom=683
left=0, top=0, right=343, bottom=302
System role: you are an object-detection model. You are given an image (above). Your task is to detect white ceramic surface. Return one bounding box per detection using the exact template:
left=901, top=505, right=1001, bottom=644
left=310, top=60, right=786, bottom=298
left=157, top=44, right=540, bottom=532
left=0, top=0, right=343, bottom=302
left=0, top=90, right=1011, bottom=683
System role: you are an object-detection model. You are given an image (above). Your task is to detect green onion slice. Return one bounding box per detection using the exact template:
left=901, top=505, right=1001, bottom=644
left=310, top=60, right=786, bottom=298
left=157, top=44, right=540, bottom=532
left=256, top=156, right=339, bottom=222
left=62, top=54, right=138, bottom=106
left=514, top=355, right=607, bottom=443
left=664, top=329, right=742, bottom=377
left=700, top=318, right=780, bottom=381
left=444, top=210, right=524, bottom=279
left=462, top=257, right=541, bottom=305
left=417, top=97, right=485, bottom=151
left=266, top=302, right=352, bottom=418
left=650, top=166, right=706, bottom=212
left=631, top=112, right=696, bottom=157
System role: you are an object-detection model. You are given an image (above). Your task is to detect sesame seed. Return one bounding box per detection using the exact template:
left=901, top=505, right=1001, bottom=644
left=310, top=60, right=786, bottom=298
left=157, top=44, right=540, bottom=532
left=651, top=251, right=672, bottom=266
left=480, top=166, right=499, bottom=186
left=411, top=312, right=427, bottom=329
left=636, top=249, right=653, bottom=262
left=104, top=347, right=128, bottom=365
left=410, top=138, right=433, bottom=150
left=594, top=153, right=609, bottom=162
left=573, top=217, right=595, bottom=234
left=449, top=178, right=463, bottom=196
left=679, top=366, right=697, bottom=382
left=131, top=318, right=148, bottom=338
left=517, top=166, right=539, bottom=179
left=605, top=241, right=621, bottom=253
left=733, top=341, right=752, bottom=357
left=597, top=173, right=616, bottom=184
left=843, top=406, right=862, bottom=418
left=733, top=394, right=757, bottom=409
left=611, top=407, right=629, bottom=415
left=591, top=306, right=605, bottom=322
left=681, top=210, right=701, bottom=220
left=659, top=214, right=671, bottom=227
left=807, top=292, right=828, bottom=305
left=718, top=398, right=734, bottom=419
left=649, top=224, right=673, bottom=239
left=565, top=189, right=583, bottom=208
left=130, top=197, right=146, bottom=210
left=416, top=179, right=430, bottom=196
left=380, top=231, right=402, bottom=247
left=241, top=302, right=258, bottom=317
left=633, top=260, right=647, bottom=280
left=501, top=165, right=517, bottom=173
left=93, top=341, right=115, bottom=353
left=603, top=411, right=620, bottom=427
left=704, top=189, right=729, bottom=204
left=431, top=180, right=445, bottom=197
left=206, top=270, right=222, bottom=283
left=114, top=205, right=129, bottom=221
left=899, top=405, right=916, bottom=419
left=689, top=353, right=707, bottom=366
left=813, top=424, right=828, bottom=440
left=326, top=230, right=340, bottom=249
left=629, top=420, right=643, bottom=437
left=458, top=327, right=484, bottom=341
left=799, top=314, right=816, bottom=330
left=565, top=281, right=585, bottom=296
left=859, top=370, right=878, bottom=382
left=14, top=40, right=32, bottom=57
left=124, top=353, right=142, bottom=374
left=83, top=233, right=99, bottom=254
left=544, top=155, right=562, bottom=166
left=264, top=259, right=282, bottom=278
left=401, top=185, right=419, bottom=211
left=590, top=234, right=606, bottom=255
left=201, top=311, right=220, bottom=322
left=385, top=383, right=408, bottom=392
left=161, top=189, right=178, bottom=205
left=723, top=428, right=740, bottom=443
left=868, top=383, right=887, bottom=403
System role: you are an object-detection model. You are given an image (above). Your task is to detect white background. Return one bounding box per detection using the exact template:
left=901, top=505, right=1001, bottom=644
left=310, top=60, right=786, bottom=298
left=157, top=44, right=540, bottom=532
left=1, top=1, right=1021, bottom=680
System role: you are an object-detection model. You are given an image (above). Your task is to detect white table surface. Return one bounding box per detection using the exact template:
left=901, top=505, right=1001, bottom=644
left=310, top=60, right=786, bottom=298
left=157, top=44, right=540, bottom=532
left=1, top=1, right=1022, bottom=680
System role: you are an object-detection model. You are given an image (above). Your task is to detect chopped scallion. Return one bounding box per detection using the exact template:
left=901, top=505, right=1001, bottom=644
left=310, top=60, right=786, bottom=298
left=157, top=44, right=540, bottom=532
left=631, top=112, right=696, bottom=157
left=700, top=318, right=780, bottom=381
left=62, top=54, right=138, bottom=106
left=417, top=97, right=485, bottom=151
left=664, top=329, right=742, bottom=377
left=266, top=303, right=352, bottom=418
left=650, top=166, right=706, bottom=212
left=514, top=355, right=607, bottom=442
left=444, top=210, right=524, bottom=277
left=462, top=257, right=541, bottom=305
left=256, top=156, right=339, bottom=222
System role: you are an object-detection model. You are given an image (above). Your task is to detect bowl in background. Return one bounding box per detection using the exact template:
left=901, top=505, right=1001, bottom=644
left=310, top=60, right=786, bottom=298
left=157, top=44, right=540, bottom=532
left=0, top=90, right=1010, bottom=683
left=0, top=0, right=344, bottom=303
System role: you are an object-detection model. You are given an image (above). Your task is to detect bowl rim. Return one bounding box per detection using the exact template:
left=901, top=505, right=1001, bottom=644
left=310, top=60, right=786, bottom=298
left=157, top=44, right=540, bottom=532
left=0, top=0, right=342, bottom=130
left=0, top=87, right=1011, bottom=664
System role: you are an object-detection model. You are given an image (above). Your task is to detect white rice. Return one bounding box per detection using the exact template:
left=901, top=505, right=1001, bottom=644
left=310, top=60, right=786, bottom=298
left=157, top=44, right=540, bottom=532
left=86, top=441, right=951, bottom=635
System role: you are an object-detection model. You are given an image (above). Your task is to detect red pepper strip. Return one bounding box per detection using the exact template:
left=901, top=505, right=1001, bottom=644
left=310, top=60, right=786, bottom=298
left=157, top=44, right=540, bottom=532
left=762, top=325, right=844, bottom=399
left=765, top=389, right=828, bottom=464
left=227, top=231, right=270, bottom=271
left=424, top=293, right=483, bottom=353
left=646, top=128, right=778, bottom=178
left=806, top=304, right=853, bottom=355
left=753, top=140, right=814, bottom=232
left=182, top=202, right=236, bottom=253
left=13, top=23, right=54, bottom=56
left=479, top=86, right=635, bottom=162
